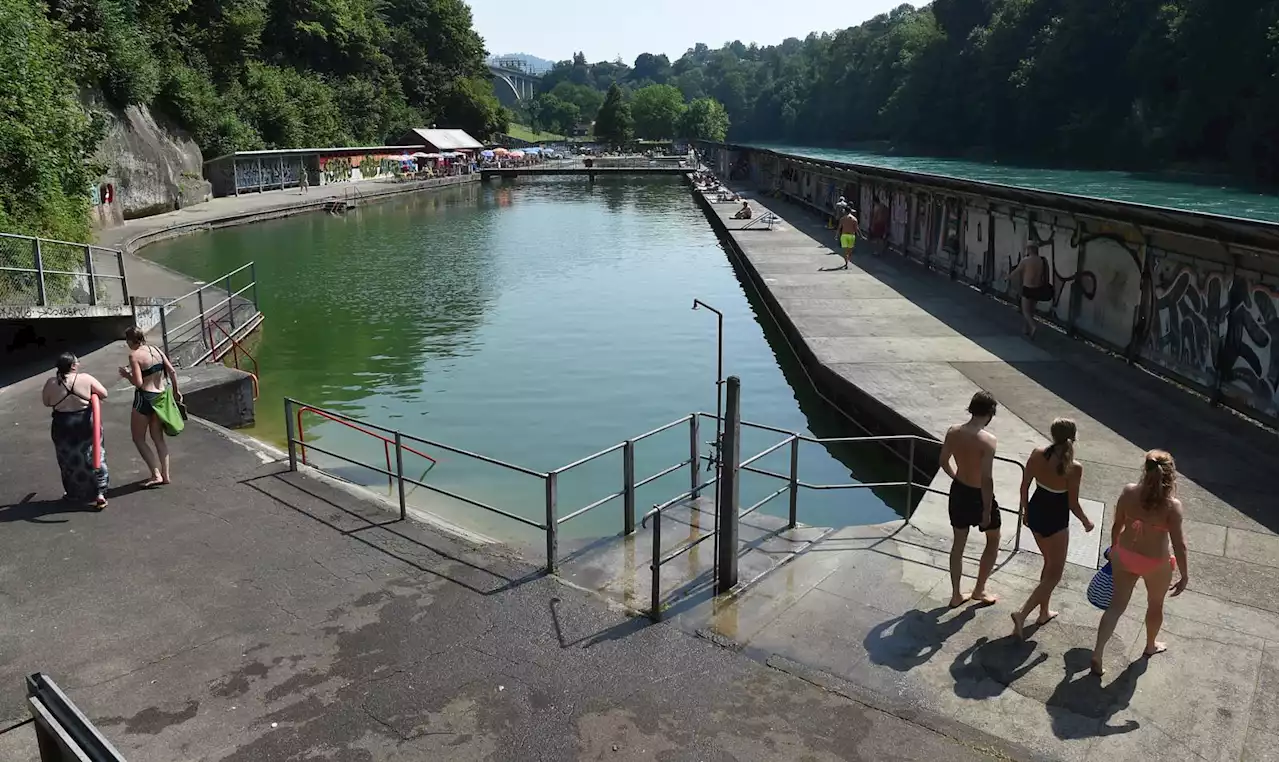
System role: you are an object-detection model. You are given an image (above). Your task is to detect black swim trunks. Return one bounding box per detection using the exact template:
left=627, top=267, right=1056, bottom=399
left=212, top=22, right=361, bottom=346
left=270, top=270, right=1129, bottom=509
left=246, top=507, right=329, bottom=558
left=1025, top=485, right=1070, bottom=537
left=1022, top=284, right=1053, bottom=303
left=133, top=389, right=161, bottom=416
left=948, top=480, right=1001, bottom=531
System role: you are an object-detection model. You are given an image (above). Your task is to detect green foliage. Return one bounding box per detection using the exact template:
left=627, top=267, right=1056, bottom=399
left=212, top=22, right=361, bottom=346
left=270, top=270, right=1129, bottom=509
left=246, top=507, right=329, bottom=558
left=593, top=83, right=633, bottom=147
left=524, top=93, right=580, bottom=136
left=541, top=1, right=1276, bottom=183
left=548, top=82, right=603, bottom=122
left=679, top=98, right=729, bottom=142
left=0, top=0, right=100, bottom=240
left=5, top=0, right=504, bottom=236
left=630, top=84, right=685, bottom=140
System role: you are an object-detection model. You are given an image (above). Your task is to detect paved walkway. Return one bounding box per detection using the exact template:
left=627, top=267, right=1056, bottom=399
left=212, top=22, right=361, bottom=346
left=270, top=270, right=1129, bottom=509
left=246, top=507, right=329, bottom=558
left=645, top=187, right=1278, bottom=762
left=0, top=348, right=1030, bottom=760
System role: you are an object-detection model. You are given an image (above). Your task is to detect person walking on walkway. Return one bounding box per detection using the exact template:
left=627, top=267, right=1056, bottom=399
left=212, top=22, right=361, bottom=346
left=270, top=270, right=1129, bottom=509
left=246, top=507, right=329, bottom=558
left=1090, top=450, right=1188, bottom=674
left=299, top=166, right=309, bottom=194
left=1011, top=418, right=1094, bottom=638
left=41, top=353, right=110, bottom=509
left=939, top=391, right=1002, bottom=607
left=836, top=206, right=859, bottom=269
left=1009, top=244, right=1053, bottom=340
left=119, top=327, right=182, bottom=487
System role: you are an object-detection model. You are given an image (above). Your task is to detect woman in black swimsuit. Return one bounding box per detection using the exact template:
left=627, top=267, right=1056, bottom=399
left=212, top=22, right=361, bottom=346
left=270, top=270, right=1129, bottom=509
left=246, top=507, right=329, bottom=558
left=41, top=353, right=110, bottom=508
left=119, top=326, right=181, bottom=487
left=1011, top=418, right=1095, bottom=639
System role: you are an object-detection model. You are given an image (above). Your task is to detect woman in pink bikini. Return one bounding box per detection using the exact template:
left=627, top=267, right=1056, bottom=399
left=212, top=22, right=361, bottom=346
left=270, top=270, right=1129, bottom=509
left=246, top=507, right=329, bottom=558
left=1090, top=450, right=1189, bottom=675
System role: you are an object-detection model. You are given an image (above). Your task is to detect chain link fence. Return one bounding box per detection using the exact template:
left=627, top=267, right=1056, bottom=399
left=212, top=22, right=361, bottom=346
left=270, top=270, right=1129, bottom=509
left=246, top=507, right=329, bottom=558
left=0, top=233, right=127, bottom=307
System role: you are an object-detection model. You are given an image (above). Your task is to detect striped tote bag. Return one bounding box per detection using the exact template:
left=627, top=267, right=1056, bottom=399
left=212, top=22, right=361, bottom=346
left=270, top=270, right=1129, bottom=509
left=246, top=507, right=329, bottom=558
left=1087, top=548, right=1114, bottom=610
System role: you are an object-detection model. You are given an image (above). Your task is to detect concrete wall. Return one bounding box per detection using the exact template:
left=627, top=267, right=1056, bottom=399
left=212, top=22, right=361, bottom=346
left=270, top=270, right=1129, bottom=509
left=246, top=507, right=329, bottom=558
left=180, top=364, right=257, bottom=429
left=706, top=144, right=1279, bottom=423
left=91, top=103, right=212, bottom=224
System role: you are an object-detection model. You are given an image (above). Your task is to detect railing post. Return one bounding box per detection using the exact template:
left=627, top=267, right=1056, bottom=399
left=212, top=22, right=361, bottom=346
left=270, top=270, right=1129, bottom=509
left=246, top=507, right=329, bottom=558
left=196, top=288, right=207, bottom=352
left=544, top=472, right=558, bottom=574
left=905, top=438, right=916, bottom=520
left=688, top=414, right=701, bottom=497
left=650, top=506, right=663, bottom=622
left=226, top=276, right=237, bottom=330
left=787, top=436, right=799, bottom=529
left=622, top=439, right=636, bottom=535
left=715, top=376, right=742, bottom=594
left=84, top=245, right=98, bottom=305
left=32, top=238, right=47, bottom=306
left=284, top=398, right=298, bottom=471
left=394, top=430, right=406, bottom=521
left=250, top=261, right=260, bottom=313
left=117, top=249, right=129, bottom=303
left=158, top=306, right=171, bottom=357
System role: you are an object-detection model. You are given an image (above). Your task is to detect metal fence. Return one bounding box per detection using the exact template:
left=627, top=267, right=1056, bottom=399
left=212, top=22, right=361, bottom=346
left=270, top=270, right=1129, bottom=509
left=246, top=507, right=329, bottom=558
left=156, top=262, right=261, bottom=367
left=0, top=232, right=128, bottom=308
left=281, top=399, right=1027, bottom=620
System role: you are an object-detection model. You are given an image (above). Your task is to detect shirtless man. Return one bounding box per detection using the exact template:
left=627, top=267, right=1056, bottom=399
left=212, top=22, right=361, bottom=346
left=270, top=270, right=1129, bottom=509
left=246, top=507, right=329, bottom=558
left=836, top=207, right=859, bottom=269
left=939, top=391, right=1002, bottom=607
left=1009, top=244, right=1052, bottom=339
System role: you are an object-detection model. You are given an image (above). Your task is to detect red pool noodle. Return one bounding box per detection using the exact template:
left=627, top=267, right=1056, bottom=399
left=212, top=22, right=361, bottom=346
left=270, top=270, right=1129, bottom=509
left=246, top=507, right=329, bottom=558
left=91, top=395, right=102, bottom=469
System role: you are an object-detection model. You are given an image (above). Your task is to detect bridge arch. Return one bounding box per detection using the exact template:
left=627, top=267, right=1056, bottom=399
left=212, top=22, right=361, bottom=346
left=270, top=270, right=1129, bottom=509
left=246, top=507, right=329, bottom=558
left=490, top=72, right=521, bottom=108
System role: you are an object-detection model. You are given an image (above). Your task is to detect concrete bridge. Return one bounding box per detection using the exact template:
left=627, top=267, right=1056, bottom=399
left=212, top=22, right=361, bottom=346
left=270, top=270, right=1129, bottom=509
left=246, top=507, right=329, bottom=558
left=488, top=64, right=540, bottom=107
left=481, top=167, right=691, bottom=180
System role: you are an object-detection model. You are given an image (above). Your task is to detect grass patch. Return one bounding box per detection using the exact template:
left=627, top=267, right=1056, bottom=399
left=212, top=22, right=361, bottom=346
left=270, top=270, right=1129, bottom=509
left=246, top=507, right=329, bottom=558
left=505, top=123, right=566, bottom=143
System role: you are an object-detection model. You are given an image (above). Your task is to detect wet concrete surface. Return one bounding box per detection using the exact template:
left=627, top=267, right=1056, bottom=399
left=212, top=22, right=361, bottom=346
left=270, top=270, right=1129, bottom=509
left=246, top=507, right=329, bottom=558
left=0, top=348, right=1026, bottom=760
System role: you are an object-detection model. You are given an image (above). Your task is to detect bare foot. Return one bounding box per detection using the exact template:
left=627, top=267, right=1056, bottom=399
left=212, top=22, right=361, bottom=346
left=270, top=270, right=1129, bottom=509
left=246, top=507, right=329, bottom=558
left=970, top=591, right=999, bottom=606
left=1036, top=610, right=1059, bottom=625
left=1143, top=642, right=1168, bottom=657
left=948, top=593, right=968, bottom=609
left=141, top=478, right=163, bottom=489
left=1011, top=612, right=1026, bottom=640
left=1090, top=656, right=1106, bottom=676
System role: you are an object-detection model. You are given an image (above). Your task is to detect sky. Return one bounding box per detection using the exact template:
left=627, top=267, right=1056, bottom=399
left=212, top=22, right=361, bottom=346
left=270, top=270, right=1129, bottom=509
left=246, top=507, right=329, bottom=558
left=467, top=0, right=903, bottom=66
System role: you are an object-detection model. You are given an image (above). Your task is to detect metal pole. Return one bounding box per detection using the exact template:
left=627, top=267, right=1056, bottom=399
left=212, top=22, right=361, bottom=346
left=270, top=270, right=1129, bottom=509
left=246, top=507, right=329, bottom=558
left=84, top=246, right=98, bottom=305
left=394, top=430, right=406, bottom=521
left=650, top=506, right=662, bottom=622
left=196, top=288, right=206, bottom=352
left=544, top=472, right=558, bottom=574
left=715, top=376, right=742, bottom=594
left=226, top=276, right=237, bottom=330
left=158, top=306, right=171, bottom=357
left=688, top=414, right=700, bottom=498
left=117, top=249, right=129, bottom=303
left=250, top=261, right=260, bottom=313
left=284, top=399, right=298, bottom=471
left=905, top=438, right=916, bottom=521
left=33, top=238, right=46, bottom=306
left=622, top=439, right=636, bottom=535
left=787, top=435, right=799, bottom=528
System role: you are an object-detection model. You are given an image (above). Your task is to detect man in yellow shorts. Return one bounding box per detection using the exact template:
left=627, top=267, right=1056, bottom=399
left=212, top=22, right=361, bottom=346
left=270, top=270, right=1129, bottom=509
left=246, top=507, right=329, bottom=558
left=836, top=206, right=859, bottom=269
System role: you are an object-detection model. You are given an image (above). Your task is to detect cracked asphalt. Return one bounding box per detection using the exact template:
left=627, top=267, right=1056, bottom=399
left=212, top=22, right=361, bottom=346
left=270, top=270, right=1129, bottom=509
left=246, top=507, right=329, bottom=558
left=0, top=345, right=1033, bottom=761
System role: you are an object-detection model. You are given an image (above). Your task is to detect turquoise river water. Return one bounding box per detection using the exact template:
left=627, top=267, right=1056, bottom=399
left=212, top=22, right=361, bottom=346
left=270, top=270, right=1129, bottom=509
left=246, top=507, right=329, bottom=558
left=143, top=178, right=908, bottom=545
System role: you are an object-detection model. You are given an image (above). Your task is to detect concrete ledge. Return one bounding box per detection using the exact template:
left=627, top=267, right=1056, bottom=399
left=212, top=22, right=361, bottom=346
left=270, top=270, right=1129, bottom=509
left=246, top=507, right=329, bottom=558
left=686, top=179, right=941, bottom=471
left=0, top=304, right=132, bottom=321
left=179, top=364, right=256, bottom=428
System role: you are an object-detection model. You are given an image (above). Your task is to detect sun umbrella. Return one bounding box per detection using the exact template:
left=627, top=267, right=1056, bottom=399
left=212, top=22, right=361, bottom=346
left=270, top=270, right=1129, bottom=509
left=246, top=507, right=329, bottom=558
left=492, top=147, right=509, bottom=154
left=480, top=150, right=495, bottom=157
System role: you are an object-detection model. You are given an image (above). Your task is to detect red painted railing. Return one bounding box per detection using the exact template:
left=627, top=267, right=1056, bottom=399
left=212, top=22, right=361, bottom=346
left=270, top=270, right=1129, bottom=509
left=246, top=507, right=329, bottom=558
left=295, top=404, right=437, bottom=487
left=207, top=319, right=260, bottom=400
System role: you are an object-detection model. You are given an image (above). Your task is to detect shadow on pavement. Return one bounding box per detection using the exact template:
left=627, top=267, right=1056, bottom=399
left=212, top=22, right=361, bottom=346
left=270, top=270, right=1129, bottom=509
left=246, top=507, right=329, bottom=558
left=864, top=603, right=989, bottom=672
left=0, top=482, right=149, bottom=523
left=1045, top=648, right=1146, bottom=738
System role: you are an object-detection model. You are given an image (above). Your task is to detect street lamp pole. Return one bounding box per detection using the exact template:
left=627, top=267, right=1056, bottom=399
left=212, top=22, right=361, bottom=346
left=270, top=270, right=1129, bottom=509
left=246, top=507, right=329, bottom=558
left=692, top=298, right=724, bottom=583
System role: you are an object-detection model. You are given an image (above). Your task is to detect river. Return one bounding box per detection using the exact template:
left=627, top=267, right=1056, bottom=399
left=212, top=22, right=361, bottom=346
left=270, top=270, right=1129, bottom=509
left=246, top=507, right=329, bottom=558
left=754, top=143, right=1279, bottom=222
left=142, top=178, right=906, bottom=545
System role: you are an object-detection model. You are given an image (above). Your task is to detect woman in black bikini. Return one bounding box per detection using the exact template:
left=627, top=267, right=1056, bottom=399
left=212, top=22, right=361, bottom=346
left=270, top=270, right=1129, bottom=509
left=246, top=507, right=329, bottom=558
left=1011, top=418, right=1094, bottom=638
left=41, top=353, right=110, bottom=508
left=119, top=326, right=181, bottom=487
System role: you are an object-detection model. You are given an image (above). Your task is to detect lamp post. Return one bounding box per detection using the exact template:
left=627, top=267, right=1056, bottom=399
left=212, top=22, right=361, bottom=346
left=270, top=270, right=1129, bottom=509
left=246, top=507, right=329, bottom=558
left=692, top=298, right=724, bottom=584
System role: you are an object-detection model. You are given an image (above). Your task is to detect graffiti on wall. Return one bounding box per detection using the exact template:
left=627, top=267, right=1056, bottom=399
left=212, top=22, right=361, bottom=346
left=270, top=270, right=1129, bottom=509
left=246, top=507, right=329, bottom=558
left=1222, top=280, right=1279, bottom=409
left=1143, top=253, right=1228, bottom=386
left=890, top=191, right=908, bottom=246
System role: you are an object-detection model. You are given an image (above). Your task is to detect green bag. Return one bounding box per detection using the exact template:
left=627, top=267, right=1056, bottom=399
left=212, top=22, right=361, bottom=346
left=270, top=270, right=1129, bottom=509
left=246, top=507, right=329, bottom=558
left=152, top=388, right=186, bottom=437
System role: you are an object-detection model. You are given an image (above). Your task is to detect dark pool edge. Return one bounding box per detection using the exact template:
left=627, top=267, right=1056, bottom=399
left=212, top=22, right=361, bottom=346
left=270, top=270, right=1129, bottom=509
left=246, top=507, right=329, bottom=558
left=683, top=175, right=938, bottom=462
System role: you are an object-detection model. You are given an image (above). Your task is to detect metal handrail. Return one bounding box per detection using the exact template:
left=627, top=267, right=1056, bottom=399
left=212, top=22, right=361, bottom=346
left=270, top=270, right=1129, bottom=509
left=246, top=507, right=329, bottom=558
left=207, top=320, right=261, bottom=400
left=295, top=404, right=437, bottom=491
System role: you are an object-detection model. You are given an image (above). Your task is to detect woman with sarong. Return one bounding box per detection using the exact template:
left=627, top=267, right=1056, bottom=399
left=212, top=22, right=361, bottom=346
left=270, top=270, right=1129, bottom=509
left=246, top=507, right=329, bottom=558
left=41, top=352, right=110, bottom=508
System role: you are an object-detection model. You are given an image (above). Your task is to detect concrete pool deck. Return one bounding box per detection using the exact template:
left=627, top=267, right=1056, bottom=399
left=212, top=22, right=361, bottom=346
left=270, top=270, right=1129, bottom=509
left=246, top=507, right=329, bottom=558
left=0, top=346, right=1031, bottom=761
left=671, top=184, right=1277, bottom=762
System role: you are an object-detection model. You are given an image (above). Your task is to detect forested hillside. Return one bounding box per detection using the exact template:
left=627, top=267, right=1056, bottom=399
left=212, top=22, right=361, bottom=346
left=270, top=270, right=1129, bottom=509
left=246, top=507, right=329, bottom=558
left=535, top=0, right=1277, bottom=184
left=1, top=0, right=508, bottom=240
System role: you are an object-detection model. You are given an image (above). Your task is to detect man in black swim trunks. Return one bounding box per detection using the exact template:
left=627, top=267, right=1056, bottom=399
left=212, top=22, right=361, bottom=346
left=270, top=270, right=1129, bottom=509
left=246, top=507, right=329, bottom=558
left=939, top=390, right=1002, bottom=608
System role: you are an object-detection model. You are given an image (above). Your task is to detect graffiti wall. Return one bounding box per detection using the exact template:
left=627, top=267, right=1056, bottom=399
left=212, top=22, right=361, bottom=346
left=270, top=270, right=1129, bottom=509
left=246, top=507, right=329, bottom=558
left=960, top=203, right=988, bottom=283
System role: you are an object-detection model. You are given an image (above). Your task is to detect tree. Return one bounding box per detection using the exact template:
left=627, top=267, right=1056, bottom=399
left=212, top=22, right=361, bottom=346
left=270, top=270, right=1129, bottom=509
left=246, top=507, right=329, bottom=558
left=631, top=52, right=671, bottom=84
left=549, top=82, right=604, bottom=121
left=437, top=77, right=509, bottom=140
left=630, top=84, right=686, bottom=139
left=594, top=83, right=633, bottom=147
left=679, top=97, right=729, bottom=142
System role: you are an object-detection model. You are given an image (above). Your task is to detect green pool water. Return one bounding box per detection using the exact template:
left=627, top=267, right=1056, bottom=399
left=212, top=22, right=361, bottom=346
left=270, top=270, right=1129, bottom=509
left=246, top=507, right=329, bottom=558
left=142, top=178, right=907, bottom=544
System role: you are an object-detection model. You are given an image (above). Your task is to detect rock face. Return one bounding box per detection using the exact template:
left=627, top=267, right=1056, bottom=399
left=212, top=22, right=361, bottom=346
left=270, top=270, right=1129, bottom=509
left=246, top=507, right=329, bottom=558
left=92, top=104, right=212, bottom=222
